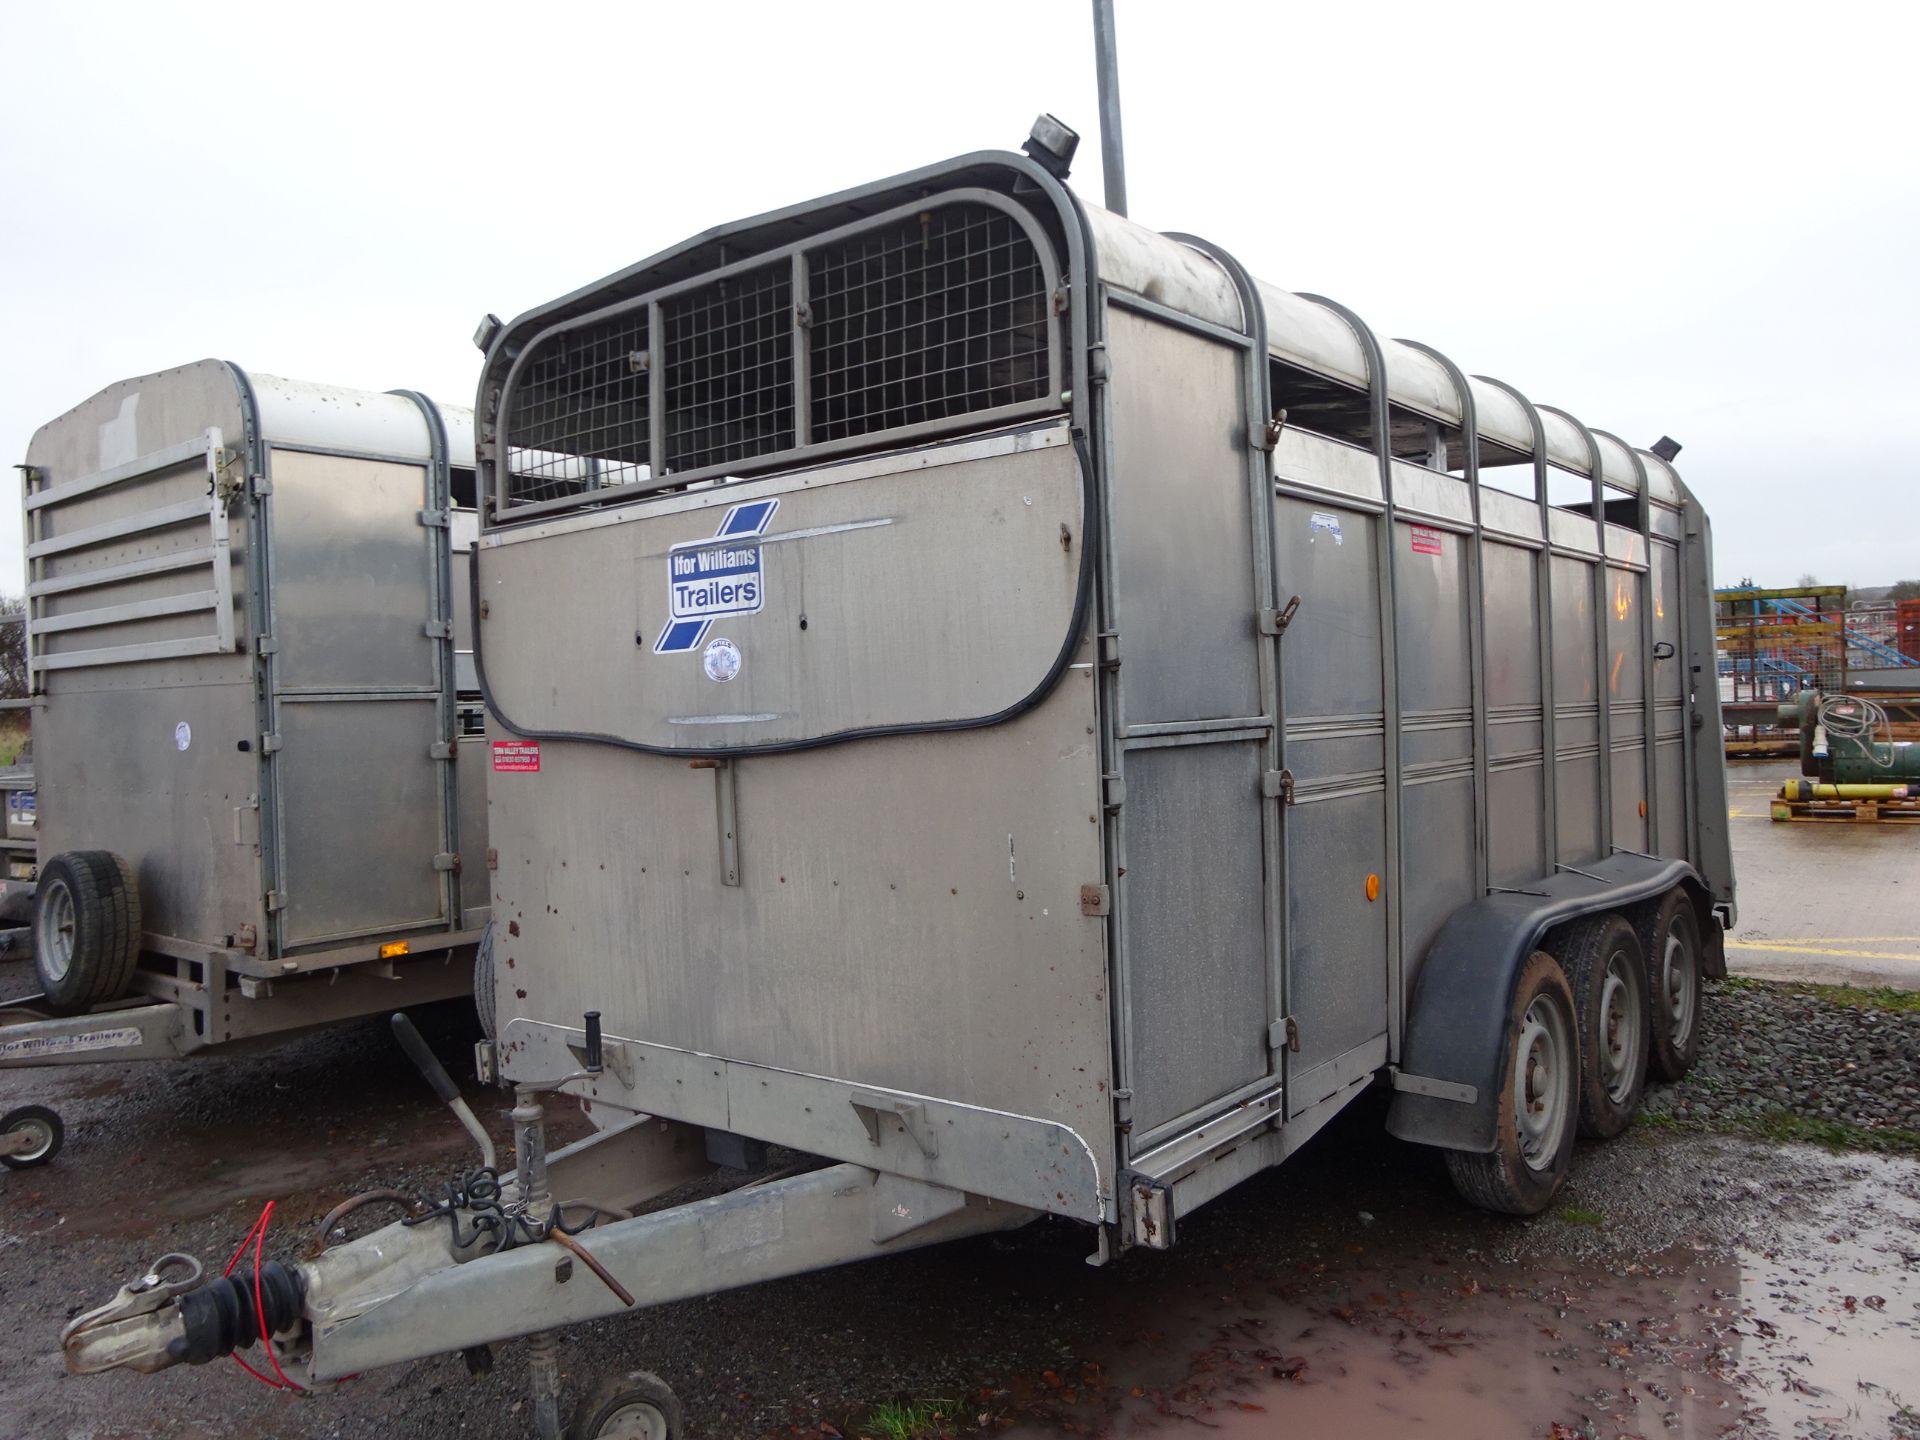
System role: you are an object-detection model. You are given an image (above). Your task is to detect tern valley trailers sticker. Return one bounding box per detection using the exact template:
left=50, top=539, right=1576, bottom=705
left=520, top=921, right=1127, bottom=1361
left=655, top=499, right=780, bottom=654
left=491, top=740, right=541, bottom=772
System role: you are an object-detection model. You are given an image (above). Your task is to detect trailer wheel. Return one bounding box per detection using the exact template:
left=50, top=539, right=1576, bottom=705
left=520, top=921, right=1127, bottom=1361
left=1444, top=950, right=1578, bottom=1216
left=474, top=920, right=497, bottom=1042
left=32, top=851, right=141, bottom=1014
left=1635, top=888, right=1702, bottom=1082
left=1, top=1104, right=65, bottom=1169
left=1553, top=913, right=1649, bottom=1139
left=569, top=1369, right=683, bottom=1440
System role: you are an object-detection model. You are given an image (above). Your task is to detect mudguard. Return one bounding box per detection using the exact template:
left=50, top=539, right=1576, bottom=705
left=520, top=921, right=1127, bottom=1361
left=1387, top=854, right=1700, bottom=1154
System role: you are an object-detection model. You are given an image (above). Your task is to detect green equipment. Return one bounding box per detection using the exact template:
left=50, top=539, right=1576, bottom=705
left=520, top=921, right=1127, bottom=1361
left=1777, top=689, right=1920, bottom=784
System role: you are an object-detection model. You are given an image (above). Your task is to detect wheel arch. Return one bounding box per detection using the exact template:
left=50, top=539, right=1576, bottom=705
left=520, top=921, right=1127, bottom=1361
left=1387, top=854, right=1702, bottom=1155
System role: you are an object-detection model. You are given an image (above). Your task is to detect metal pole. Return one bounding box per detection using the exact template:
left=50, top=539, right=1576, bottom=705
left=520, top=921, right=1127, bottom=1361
left=1092, top=0, right=1128, bottom=216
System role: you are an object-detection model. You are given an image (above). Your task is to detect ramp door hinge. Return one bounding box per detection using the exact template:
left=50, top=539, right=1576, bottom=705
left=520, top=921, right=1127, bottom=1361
left=1257, top=595, right=1301, bottom=636
left=417, top=508, right=450, bottom=529
left=1269, top=1015, right=1300, bottom=1052
left=248, top=475, right=272, bottom=498
left=1262, top=768, right=1295, bottom=803
left=485, top=847, right=498, bottom=871
left=1079, top=883, right=1111, bottom=917
left=429, top=740, right=456, bottom=760
left=264, top=890, right=287, bottom=913
left=1102, top=773, right=1125, bottom=810
left=423, top=619, right=454, bottom=639
left=255, top=635, right=279, bottom=656
left=260, top=733, right=282, bottom=754
left=432, top=852, right=461, bottom=873
left=1097, top=631, right=1121, bottom=668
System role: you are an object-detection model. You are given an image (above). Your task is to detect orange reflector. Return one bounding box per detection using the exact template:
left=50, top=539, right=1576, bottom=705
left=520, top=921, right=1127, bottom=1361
left=1364, top=873, right=1380, bottom=902
left=379, top=941, right=411, bottom=959
left=1638, top=799, right=1647, bottom=818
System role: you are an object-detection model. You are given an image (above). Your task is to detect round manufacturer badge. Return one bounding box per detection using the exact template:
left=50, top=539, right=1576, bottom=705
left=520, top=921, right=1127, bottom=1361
left=174, top=721, right=192, bottom=752
left=701, top=636, right=742, bottom=683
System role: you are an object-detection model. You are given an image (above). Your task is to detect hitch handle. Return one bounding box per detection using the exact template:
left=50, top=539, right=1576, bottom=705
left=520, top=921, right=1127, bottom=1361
left=584, top=1011, right=603, bottom=1073
left=391, top=1012, right=497, bottom=1171
left=392, top=1012, right=460, bottom=1104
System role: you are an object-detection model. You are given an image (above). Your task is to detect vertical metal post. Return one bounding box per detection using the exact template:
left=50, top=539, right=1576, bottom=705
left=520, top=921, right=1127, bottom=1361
left=1092, top=0, right=1128, bottom=217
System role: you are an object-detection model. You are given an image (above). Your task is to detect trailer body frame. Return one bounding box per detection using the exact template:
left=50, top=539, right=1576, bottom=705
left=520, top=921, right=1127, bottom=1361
left=5, top=363, right=487, bottom=1061
left=467, top=150, right=1734, bottom=1243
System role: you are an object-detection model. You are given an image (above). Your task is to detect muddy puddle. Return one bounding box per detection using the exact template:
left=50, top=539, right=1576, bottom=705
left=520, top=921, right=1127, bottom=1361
left=1000, top=1154, right=1919, bottom=1440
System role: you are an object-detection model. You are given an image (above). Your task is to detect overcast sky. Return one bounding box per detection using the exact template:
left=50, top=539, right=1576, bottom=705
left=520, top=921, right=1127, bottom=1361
left=4, top=0, right=1914, bottom=591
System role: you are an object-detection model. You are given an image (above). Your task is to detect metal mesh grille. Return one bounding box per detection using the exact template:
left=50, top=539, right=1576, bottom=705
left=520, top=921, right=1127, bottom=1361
left=663, top=264, right=794, bottom=474
left=504, top=311, right=652, bottom=504
left=807, top=205, right=1050, bottom=444
left=498, top=198, right=1056, bottom=511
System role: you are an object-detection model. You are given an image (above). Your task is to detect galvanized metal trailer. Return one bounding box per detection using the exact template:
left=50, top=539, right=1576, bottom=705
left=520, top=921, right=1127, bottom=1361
left=62, top=137, right=1733, bottom=1437
left=1, top=362, right=488, bottom=1074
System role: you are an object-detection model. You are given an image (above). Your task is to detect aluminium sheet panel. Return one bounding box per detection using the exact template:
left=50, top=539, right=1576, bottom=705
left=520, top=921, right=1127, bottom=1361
left=1605, top=566, right=1646, bottom=706
left=276, top=698, right=445, bottom=944
left=1105, top=310, right=1261, bottom=726
left=1119, top=738, right=1270, bottom=1137
left=488, top=668, right=1113, bottom=1190
left=1556, top=754, right=1604, bottom=864
left=480, top=428, right=1083, bottom=749
left=267, top=450, right=436, bottom=691
left=1611, top=745, right=1649, bottom=853
left=1488, top=763, right=1548, bottom=887
left=1482, top=541, right=1543, bottom=714
left=34, top=681, right=264, bottom=948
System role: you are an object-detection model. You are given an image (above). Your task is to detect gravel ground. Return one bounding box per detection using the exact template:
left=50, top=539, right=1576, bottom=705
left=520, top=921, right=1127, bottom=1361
left=1642, top=978, right=1920, bottom=1144
left=5, top=971, right=1919, bottom=1439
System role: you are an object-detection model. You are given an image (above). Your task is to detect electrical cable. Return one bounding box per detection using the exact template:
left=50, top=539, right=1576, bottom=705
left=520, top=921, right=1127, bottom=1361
left=221, top=1202, right=301, bottom=1392
left=1817, top=693, right=1895, bottom=767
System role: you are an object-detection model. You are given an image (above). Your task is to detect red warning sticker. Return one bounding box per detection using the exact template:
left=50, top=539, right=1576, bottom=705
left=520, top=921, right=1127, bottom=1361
left=491, top=740, right=541, bottom=773
left=1410, top=525, right=1444, bottom=557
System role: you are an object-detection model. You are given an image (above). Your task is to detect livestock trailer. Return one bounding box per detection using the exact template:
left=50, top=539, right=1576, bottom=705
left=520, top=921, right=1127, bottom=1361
left=63, top=137, right=1733, bottom=1437
left=1, top=362, right=488, bottom=1073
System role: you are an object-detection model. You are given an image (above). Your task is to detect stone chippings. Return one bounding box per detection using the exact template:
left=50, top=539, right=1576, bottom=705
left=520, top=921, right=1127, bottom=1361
left=1640, top=978, right=1920, bottom=1139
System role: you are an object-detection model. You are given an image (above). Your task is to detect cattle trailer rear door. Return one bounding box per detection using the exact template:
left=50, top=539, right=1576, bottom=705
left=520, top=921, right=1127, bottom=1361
left=1101, top=301, right=1288, bottom=1155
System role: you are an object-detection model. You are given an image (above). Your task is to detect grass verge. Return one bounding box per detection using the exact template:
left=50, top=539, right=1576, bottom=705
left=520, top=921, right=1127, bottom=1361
left=1637, top=1104, right=1920, bottom=1156
left=860, top=1399, right=961, bottom=1440
left=1717, top=975, right=1920, bottom=1015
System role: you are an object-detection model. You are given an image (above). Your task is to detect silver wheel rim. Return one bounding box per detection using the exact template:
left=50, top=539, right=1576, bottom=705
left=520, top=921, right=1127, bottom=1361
left=1663, top=925, right=1695, bottom=1049
left=596, top=1401, right=669, bottom=1440
left=6, top=1116, right=55, bottom=1163
left=1598, top=949, right=1645, bottom=1105
left=1514, top=994, right=1571, bottom=1171
left=37, top=879, right=76, bottom=983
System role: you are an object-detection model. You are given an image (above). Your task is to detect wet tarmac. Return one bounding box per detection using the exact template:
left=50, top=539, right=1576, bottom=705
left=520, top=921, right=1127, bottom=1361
left=1723, top=759, right=1919, bottom=991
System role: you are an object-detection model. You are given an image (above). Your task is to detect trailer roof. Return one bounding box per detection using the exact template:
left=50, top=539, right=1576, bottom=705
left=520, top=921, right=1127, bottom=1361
left=1080, top=201, right=1684, bottom=507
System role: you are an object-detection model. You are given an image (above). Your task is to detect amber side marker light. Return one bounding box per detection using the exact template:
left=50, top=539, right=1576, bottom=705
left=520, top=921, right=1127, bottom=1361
left=379, top=941, right=411, bottom=959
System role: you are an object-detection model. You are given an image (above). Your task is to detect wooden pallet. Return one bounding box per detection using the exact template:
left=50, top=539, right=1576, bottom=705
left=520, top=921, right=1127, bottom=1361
left=1770, top=796, right=1920, bottom=823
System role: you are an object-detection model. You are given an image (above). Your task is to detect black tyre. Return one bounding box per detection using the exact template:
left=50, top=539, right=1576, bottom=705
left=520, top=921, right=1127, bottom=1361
left=1444, top=949, right=1580, bottom=1216
left=1552, top=913, right=1649, bottom=1139
left=1, top=1104, right=65, bottom=1169
left=474, top=920, right=497, bottom=1042
left=1634, top=887, right=1702, bottom=1082
left=32, top=851, right=141, bottom=1014
left=569, top=1369, right=683, bottom=1440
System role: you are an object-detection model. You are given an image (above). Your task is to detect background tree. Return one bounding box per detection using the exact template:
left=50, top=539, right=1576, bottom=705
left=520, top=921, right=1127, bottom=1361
left=1892, top=579, right=1920, bottom=603
left=0, top=598, right=25, bottom=700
